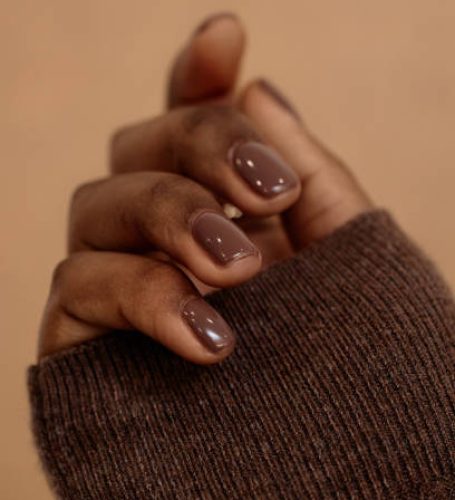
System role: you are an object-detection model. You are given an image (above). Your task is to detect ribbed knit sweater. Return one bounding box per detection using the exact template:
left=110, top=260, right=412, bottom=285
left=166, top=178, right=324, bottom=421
left=28, top=211, right=455, bottom=499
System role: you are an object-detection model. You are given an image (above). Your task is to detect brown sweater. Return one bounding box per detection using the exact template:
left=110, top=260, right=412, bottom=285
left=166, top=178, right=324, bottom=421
left=28, top=211, right=455, bottom=499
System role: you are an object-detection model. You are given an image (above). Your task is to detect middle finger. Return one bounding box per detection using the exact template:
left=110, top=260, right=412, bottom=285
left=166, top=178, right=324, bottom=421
left=111, top=105, right=301, bottom=217
left=69, top=171, right=262, bottom=288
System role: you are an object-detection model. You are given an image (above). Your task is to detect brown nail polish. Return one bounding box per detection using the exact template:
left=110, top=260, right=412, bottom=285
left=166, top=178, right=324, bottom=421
left=257, top=79, right=302, bottom=122
left=192, top=212, right=257, bottom=264
left=194, top=12, right=237, bottom=35
left=182, top=298, right=235, bottom=353
left=231, top=142, right=299, bottom=198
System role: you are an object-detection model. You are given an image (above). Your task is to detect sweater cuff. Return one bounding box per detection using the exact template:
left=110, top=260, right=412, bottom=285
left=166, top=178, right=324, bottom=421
left=28, top=210, right=455, bottom=499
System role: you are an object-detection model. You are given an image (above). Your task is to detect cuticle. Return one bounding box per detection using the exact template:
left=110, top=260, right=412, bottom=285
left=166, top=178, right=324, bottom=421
left=179, top=295, right=199, bottom=318
left=188, top=208, right=222, bottom=231
left=189, top=208, right=260, bottom=266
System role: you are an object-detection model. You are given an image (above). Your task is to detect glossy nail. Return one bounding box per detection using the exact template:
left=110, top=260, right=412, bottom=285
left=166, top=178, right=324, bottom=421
left=231, top=141, right=299, bottom=197
left=182, top=298, right=235, bottom=353
left=258, top=79, right=302, bottom=122
left=192, top=211, right=257, bottom=264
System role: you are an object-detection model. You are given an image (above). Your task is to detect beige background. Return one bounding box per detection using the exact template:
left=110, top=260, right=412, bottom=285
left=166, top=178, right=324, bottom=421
left=1, top=1, right=454, bottom=498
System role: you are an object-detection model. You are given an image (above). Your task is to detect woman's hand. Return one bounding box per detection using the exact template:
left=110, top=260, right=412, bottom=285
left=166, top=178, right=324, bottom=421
left=38, top=14, right=371, bottom=364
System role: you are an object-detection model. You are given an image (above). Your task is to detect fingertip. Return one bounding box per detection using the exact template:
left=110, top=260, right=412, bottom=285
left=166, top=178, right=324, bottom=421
left=188, top=245, right=263, bottom=289
left=168, top=13, right=246, bottom=107
left=220, top=177, right=302, bottom=218
left=188, top=14, right=246, bottom=94
left=184, top=341, right=236, bottom=365
left=220, top=251, right=263, bottom=286
left=228, top=140, right=302, bottom=207
left=186, top=210, right=263, bottom=287
left=161, top=297, right=237, bottom=365
left=193, top=12, right=244, bottom=40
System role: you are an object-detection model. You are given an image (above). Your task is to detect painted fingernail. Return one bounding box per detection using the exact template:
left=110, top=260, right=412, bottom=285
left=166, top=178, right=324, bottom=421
left=194, top=12, right=237, bottom=35
left=182, top=298, right=235, bottom=353
left=231, top=141, right=299, bottom=197
left=192, top=211, right=257, bottom=264
left=257, top=79, right=302, bottom=122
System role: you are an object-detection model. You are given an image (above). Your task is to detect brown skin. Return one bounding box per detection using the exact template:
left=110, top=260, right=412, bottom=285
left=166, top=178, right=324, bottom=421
left=38, top=14, right=372, bottom=364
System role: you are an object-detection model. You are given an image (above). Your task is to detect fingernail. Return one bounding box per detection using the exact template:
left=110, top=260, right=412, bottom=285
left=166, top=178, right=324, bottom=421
left=192, top=211, right=257, bottom=264
left=257, top=79, right=302, bottom=122
left=230, top=142, right=299, bottom=197
left=194, top=12, right=237, bottom=36
left=182, top=298, right=235, bottom=353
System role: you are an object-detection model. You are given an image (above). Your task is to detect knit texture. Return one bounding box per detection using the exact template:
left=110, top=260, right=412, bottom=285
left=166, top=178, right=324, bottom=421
left=28, top=211, right=455, bottom=499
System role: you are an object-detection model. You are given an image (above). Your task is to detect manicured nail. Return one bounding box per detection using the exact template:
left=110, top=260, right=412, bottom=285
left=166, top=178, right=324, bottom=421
left=194, top=12, right=237, bottom=35
left=257, top=79, right=302, bottom=122
left=182, top=298, right=235, bottom=353
left=231, top=142, right=299, bottom=197
left=192, top=211, right=257, bottom=264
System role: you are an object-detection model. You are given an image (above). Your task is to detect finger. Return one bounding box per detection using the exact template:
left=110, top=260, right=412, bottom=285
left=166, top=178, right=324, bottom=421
left=69, top=172, right=262, bottom=288
left=239, top=79, right=373, bottom=248
left=111, top=106, right=301, bottom=217
left=167, top=13, right=245, bottom=109
left=39, top=252, right=236, bottom=364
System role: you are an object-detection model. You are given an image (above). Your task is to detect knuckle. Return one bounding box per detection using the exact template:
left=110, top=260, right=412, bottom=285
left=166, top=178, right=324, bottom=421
left=183, top=105, right=238, bottom=132
left=138, top=176, right=182, bottom=229
left=50, top=258, right=73, bottom=295
left=110, top=125, right=130, bottom=157
left=50, top=254, right=86, bottom=295
left=145, top=174, right=183, bottom=202
left=110, top=117, right=163, bottom=173
left=130, top=259, right=180, bottom=310
left=70, top=180, right=100, bottom=212
left=181, top=105, right=259, bottom=145
left=129, top=174, right=217, bottom=248
left=137, top=260, right=171, bottom=287
left=139, top=175, right=215, bottom=231
left=110, top=123, right=143, bottom=173
left=69, top=180, right=104, bottom=250
left=142, top=174, right=203, bottom=216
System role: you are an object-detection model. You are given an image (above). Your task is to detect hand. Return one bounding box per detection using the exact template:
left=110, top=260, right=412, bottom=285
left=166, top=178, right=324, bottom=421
left=38, top=14, right=372, bottom=364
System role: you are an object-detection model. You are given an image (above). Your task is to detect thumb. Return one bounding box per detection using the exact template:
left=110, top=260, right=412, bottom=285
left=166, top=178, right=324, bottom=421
left=167, top=13, right=246, bottom=109
left=239, top=80, right=372, bottom=248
